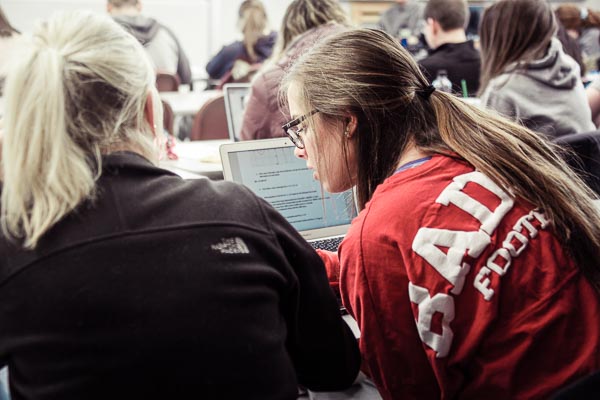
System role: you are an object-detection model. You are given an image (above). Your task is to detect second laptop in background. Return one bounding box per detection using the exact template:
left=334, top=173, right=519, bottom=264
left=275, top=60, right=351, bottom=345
left=223, top=83, right=251, bottom=142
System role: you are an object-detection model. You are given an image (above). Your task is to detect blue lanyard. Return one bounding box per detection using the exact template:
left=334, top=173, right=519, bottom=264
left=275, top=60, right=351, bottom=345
left=393, top=157, right=432, bottom=175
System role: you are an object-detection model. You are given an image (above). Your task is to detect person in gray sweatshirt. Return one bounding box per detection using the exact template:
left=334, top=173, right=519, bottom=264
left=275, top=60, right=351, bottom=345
left=107, top=0, right=191, bottom=86
left=478, top=0, right=594, bottom=139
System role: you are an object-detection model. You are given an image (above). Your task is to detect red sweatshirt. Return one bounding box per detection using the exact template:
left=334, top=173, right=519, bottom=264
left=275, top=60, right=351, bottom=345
left=319, top=155, right=600, bottom=399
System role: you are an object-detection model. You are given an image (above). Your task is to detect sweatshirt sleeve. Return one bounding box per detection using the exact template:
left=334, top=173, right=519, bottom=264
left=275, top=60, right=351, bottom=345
left=480, top=85, right=518, bottom=120
left=160, top=24, right=192, bottom=85
left=258, top=198, right=361, bottom=391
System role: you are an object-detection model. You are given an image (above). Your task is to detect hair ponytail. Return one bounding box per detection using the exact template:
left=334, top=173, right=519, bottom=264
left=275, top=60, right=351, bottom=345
left=425, top=90, right=600, bottom=292
left=283, top=27, right=600, bottom=292
left=2, top=41, right=97, bottom=248
left=239, top=0, right=268, bottom=62
left=1, top=11, right=158, bottom=249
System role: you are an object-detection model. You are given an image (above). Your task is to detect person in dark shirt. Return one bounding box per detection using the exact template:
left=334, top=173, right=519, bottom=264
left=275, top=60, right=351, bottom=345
left=419, top=0, right=480, bottom=96
left=0, top=11, right=360, bottom=400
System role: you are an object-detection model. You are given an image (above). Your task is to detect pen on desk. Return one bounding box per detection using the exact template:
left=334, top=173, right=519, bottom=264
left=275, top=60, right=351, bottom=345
left=461, top=79, right=468, bottom=98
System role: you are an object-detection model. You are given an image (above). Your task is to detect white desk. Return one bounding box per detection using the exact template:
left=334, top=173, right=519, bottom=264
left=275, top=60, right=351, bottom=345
left=160, top=89, right=221, bottom=116
left=160, top=139, right=229, bottom=180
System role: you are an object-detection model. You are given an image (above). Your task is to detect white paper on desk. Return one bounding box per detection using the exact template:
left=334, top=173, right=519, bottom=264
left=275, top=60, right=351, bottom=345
left=174, top=141, right=224, bottom=164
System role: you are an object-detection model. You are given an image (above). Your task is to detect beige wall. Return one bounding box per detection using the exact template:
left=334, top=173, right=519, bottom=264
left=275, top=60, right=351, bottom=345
left=2, top=0, right=599, bottom=75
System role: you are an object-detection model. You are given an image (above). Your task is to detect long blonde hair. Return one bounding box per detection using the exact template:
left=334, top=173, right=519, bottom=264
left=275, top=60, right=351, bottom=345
left=238, top=0, right=269, bottom=62
left=282, top=28, right=600, bottom=291
left=270, top=0, right=349, bottom=63
left=1, top=11, right=161, bottom=249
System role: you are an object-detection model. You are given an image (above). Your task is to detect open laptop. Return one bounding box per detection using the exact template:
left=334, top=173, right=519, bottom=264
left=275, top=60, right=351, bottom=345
left=223, top=83, right=251, bottom=142
left=220, top=137, right=358, bottom=251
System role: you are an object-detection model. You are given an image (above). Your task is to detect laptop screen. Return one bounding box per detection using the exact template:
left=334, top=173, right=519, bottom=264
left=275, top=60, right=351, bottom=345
left=226, top=143, right=357, bottom=232
left=223, top=84, right=251, bottom=141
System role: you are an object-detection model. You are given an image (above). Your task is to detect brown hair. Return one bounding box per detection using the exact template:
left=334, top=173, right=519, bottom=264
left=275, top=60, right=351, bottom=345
left=238, top=0, right=269, bottom=62
left=0, top=6, right=19, bottom=37
left=271, top=0, right=349, bottom=62
left=424, top=0, right=469, bottom=31
left=282, top=28, right=600, bottom=291
left=556, top=3, right=600, bottom=32
left=478, top=0, right=556, bottom=95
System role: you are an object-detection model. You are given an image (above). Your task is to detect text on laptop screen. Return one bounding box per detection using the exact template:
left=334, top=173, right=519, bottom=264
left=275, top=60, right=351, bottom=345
left=228, top=145, right=357, bottom=232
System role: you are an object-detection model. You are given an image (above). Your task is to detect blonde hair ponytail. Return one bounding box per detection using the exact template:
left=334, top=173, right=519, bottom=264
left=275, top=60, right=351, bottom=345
left=1, top=11, right=159, bottom=249
left=239, top=0, right=268, bottom=62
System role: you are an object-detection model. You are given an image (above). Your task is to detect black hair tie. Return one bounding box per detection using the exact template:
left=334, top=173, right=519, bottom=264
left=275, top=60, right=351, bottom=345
left=417, top=85, right=435, bottom=100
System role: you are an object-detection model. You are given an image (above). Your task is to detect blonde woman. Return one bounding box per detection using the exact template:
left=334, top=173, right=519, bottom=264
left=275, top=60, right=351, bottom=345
left=0, top=11, right=359, bottom=399
left=282, top=28, right=600, bottom=399
left=206, top=0, right=276, bottom=81
left=240, top=0, right=349, bottom=141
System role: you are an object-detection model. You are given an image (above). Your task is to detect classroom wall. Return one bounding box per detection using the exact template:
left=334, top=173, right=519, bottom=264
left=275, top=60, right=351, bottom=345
left=0, top=0, right=295, bottom=79
left=2, top=0, right=600, bottom=77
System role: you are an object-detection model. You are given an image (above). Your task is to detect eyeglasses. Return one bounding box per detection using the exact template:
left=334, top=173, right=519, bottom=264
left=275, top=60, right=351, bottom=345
left=282, top=109, right=319, bottom=149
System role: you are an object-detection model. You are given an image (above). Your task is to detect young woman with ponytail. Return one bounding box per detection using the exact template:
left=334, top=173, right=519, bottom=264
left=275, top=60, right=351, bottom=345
left=0, top=11, right=360, bottom=399
left=205, top=0, right=276, bottom=81
left=282, top=28, right=600, bottom=400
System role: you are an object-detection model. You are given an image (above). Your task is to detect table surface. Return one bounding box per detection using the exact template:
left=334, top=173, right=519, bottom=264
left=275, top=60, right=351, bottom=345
left=159, top=139, right=229, bottom=179
left=160, top=89, right=221, bottom=116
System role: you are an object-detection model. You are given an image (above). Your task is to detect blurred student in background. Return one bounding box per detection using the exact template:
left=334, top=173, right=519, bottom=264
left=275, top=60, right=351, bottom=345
left=377, top=0, right=424, bottom=40
left=556, top=3, right=600, bottom=73
left=479, top=0, right=593, bottom=138
left=206, top=0, right=276, bottom=83
left=107, top=0, right=192, bottom=86
left=0, top=6, right=19, bottom=95
left=283, top=27, right=600, bottom=399
left=240, top=0, right=349, bottom=141
left=0, top=11, right=360, bottom=399
left=419, top=0, right=480, bottom=96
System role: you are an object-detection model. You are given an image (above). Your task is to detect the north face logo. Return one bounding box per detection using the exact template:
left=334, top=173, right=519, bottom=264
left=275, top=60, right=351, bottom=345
left=211, top=237, right=250, bottom=254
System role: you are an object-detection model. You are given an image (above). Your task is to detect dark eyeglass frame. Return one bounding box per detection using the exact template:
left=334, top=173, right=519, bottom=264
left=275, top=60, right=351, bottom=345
left=281, top=109, right=319, bottom=149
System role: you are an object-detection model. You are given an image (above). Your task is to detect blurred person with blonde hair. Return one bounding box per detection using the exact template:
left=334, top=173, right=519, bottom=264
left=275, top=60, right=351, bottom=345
left=282, top=27, right=600, bottom=399
left=206, top=0, right=277, bottom=82
left=0, top=10, right=360, bottom=399
left=239, top=0, right=349, bottom=141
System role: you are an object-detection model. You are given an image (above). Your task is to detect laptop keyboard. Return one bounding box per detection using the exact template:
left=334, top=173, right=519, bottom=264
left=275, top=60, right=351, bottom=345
left=309, top=237, right=343, bottom=252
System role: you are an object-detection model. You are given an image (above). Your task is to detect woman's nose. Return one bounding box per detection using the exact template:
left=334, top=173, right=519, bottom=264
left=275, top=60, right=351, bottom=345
left=294, top=146, right=307, bottom=159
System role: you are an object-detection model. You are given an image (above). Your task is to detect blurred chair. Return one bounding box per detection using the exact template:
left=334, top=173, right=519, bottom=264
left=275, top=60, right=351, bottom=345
left=189, top=94, right=229, bottom=141
left=156, top=72, right=180, bottom=92
left=553, top=130, right=600, bottom=196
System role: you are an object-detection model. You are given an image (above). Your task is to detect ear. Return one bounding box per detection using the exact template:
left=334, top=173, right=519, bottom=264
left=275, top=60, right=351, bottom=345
left=344, top=114, right=359, bottom=139
left=136, top=0, right=143, bottom=12
left=106, top=3, right=113, bottom=13
left=143, top=90, right=157, bottom=138
left=430, top=18, right=441, bottom=36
